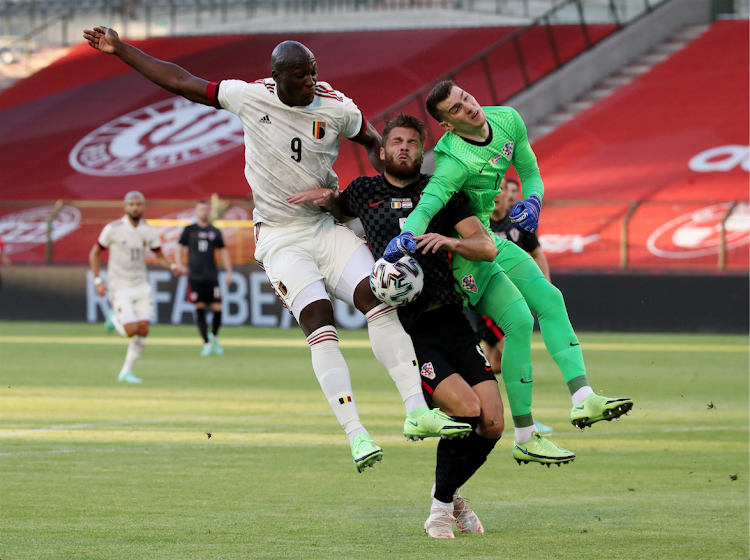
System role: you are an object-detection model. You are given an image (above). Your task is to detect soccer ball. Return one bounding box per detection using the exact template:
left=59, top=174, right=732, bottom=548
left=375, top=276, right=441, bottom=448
left=369, top=256, right=424, bottom=307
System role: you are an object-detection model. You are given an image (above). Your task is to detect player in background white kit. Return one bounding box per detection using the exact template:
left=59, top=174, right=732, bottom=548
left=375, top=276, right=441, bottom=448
left=84, top=26, right=472, bottom=472
left=89, top=191, right=186, bottom=383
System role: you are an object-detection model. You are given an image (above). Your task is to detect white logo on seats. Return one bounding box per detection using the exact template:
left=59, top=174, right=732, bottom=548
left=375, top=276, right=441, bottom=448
left=69, top=97, right=244, bottom=176
left=647, top=203, right=750, bottom=258
left=0, top=206, right=81, bottom=255
left=538, top=234, right=599, bottom=253
left=688, top=145, right=749, bottom=173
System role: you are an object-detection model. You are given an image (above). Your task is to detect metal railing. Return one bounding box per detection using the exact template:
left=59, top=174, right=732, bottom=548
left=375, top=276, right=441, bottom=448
left=0, top=198, right=747, bottom=272
left=342, top=0, right=666, bottom=173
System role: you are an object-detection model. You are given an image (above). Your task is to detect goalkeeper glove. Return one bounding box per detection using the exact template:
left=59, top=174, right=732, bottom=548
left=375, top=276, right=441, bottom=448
left=383, top=232, right=417, bottom=263
left=509, top=194, right=542, bottom=233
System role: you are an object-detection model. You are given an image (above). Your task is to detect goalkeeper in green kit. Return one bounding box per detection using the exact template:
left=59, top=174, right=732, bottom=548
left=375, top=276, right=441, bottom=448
left=383, top=82, right=633, bottom=466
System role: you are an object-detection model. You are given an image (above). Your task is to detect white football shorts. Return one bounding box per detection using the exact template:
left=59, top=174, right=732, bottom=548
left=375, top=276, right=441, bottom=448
left=110, top=282, right=154, bottom=325
left=254, top=214, right=370, bottom=315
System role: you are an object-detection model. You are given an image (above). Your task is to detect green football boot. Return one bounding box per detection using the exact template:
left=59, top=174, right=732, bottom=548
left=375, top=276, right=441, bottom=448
left=513, top=431, right=575, bottom=467
left=118, top=371, right=142, bottom=384
left=534, top=420, right=554, bottom=435
left=104, top=309, right=116, bottom=333
left=209, top=333, right=224, bottom=355
left=404, top=409, right=472, bottom=441
left=200, top=342, right=213, bottom=357
left=351, top=434, right=383, bottom=473
left=570, top=393, right=634, bottom=431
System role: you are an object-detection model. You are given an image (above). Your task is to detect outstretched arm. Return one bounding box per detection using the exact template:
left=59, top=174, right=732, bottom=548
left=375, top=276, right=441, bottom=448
left=414, top=216, right=496, bottom=262
left=83, top=26, right=211, bottom=105
left=356, top=121, right=384, bottom=175
left=400, top=155, right=468, bottom=237
left=287, top=188, right=353, bottom=223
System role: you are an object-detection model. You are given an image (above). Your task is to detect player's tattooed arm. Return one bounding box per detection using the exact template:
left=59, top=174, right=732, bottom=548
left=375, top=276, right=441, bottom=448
left=414, top=216, right=496, bottom=262
left=357, top=121, right=384, bottom=175
left=286, top=189, right=353, bottom=223
left=83, top=26, right=211, bottom=106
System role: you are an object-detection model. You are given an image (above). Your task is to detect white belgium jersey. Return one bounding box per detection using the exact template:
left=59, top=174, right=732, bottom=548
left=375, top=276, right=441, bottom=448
left=98, top=216, right=162, bottom=291
left=210, top=79, right=366, bottom=227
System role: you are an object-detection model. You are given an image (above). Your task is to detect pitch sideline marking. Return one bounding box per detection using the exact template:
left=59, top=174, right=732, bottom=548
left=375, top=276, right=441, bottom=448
left=0, top=336, right=746, bottom=353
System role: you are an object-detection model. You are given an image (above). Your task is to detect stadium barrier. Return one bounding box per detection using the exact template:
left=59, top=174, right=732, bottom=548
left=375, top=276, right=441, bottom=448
left=0, top=198, right=747, bottom=272
left=341, top=0, right=670, bottom=174
left=0, top=263, right=746, bottom=333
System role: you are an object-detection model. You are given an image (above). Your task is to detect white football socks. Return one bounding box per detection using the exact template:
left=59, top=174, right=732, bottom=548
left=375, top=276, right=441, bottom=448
left=120, top=335, right=146, bottom=375
left=514, top=425, right=536, bottom=444
left=572, top=386, right=594, bottom=406
left=365, top=303, right=428, bottom=414
left=307, top=326, right=366, bottom=440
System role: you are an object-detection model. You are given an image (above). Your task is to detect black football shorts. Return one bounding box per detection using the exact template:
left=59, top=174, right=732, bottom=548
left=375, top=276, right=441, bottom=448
left=408, top=305, right=496, bottom=404
left=464, top=308, right=505, bottom=347
left=188, top=280, right=222, bottom=305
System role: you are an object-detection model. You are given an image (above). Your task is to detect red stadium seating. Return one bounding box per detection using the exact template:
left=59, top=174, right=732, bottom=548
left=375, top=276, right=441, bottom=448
left=524, top=20, right=749, bottom=272
left=0, top=22, right=746, bottom=272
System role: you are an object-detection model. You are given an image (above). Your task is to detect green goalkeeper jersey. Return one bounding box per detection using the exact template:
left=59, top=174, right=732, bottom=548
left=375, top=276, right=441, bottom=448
left=402, top=106, right=544, bottom=236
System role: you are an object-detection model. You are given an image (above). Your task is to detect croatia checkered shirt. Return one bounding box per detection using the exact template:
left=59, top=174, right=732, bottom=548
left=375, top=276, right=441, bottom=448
left=339, top=174, right=474, bottom=330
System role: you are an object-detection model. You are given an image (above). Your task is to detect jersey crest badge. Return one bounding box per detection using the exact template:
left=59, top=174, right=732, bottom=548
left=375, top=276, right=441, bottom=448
left=420, top=362, right=436, bottom=380
left=312, top=121, right=326, bottom=139
left=462, top=274, right=478, bottom=294
left=501, top=141, right=514, bottom=160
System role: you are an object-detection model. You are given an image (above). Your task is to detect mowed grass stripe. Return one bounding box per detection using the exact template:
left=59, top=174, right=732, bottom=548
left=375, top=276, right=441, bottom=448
left=1, top=429, right=747, bottom=452
left=0, top=335, right=746, bottom=352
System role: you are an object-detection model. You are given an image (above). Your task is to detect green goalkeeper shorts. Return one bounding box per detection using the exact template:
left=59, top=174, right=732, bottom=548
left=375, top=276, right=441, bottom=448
left=451, top=235, right=533, bottom=308
left=451, top=254, right=503, bottom=308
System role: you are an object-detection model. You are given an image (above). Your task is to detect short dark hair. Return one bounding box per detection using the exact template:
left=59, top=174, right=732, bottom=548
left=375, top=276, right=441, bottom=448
left=196, top=199, right=209, bottom=205
left=505, top=178, right=519, bottom=188
left=425, top=80, right=456, bottom=122
left=382, top=113, right=427, bottom=147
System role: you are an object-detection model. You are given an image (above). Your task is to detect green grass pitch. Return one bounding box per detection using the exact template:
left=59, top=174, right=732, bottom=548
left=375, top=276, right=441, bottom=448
left=0, top=322, right=747, bottom=559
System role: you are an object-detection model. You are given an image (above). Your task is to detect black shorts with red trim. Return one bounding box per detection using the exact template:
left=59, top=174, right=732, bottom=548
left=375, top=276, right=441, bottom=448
left=188, top=279, right=222, bottom=305
left=408, top=304, right=496, bottom=404
left=463, top=308, right=505, bottom=347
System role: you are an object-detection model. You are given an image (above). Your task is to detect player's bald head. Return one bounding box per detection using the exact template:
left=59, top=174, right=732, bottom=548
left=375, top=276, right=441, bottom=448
left=271, top=41, right=315, bottom=73
left=271, top=41, right=318, bottom=107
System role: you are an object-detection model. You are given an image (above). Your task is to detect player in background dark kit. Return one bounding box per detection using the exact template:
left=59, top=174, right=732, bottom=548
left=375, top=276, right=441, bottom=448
left=494, top=178, right=549, bottom=280
left=289, top=114, right=504, bottom=539
left=177, top=201, right=233, bottom=356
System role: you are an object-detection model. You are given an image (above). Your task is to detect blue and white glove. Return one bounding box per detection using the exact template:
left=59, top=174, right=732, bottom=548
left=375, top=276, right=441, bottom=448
left=383, top=232, right=417, bottom=263
left=509, top=194, right=542, bottom=233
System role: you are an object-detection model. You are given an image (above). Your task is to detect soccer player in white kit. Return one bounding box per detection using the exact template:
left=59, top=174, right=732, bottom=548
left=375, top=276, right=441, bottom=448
left=83, top=26, right=472, bottom=471
left=89, top=191, right=184, bottom=383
